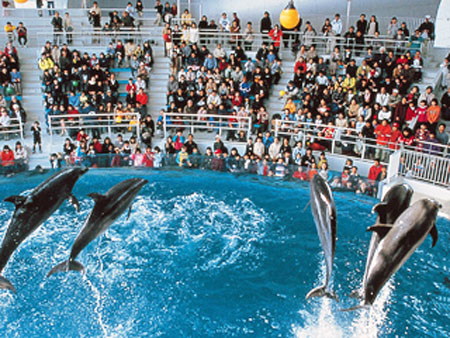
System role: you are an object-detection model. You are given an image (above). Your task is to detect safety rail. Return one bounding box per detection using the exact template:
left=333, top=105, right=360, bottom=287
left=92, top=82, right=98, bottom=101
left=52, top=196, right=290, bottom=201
left=162, top=112, right=252, bottom=142
left=48, top=112, right=141, bottom=144
left=168, top=30, right=422, bottom=57
left=31, top=29, right=159, bottom=47
left=1, top=7, right=157, bottom=19
left=398, top=149, right=450, bottom=187
left=0, top=117, right=24, bottom=140
left=273, top=119, right=450, bottom=162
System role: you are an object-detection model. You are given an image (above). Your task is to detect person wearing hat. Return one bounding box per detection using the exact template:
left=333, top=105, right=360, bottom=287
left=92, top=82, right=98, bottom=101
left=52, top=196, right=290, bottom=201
left=211, top=148, right=224, bottom=171
left=418, top=15, right=434, bottom=40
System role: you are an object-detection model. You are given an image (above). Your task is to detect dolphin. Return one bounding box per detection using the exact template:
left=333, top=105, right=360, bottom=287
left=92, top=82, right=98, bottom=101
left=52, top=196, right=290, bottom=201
left=306, top=174, right=338, bottom=301
left=0, top=167, right=88, bottom=293
left=47, top=178, right=148, bottom=276
left=350, top=183, right=414, bottom=298
left=342, top=198, right=441, bottom=311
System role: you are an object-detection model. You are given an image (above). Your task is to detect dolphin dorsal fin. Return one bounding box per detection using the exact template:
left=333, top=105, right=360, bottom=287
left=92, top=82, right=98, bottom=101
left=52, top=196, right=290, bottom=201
left=4, top=195, right=27, bottom=207
left=367, top=224, right=394, bottom=238
left=372, top=202, right=388, bottom=218
left=429, top=224, right=438, bottom=248
left=88, top=193, right=106, bottom=203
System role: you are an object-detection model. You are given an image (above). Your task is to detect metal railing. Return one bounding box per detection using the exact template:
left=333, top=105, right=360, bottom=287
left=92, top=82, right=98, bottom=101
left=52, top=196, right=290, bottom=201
left=48, top=112, right=141, bottom=143
left=31, top=29, right=160, bottom=48
left=273, top=119, right=450, bottom=162
left=0, top=7, right=157, bottom=19
left=398, top=149, right=450, bottom=187
left=168, top=30, right=421, bottom=57
left=0, top=117, right=24, bottom=140
left=162, top=112, right=252, bottom=142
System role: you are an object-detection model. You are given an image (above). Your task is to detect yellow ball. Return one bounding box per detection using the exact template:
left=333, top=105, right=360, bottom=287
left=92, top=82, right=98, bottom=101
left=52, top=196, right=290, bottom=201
left=279, top=90, right=286, bottom=97
left=280, top=9, right=300, bottom=29
left=14, top=0, right=28, bottom=3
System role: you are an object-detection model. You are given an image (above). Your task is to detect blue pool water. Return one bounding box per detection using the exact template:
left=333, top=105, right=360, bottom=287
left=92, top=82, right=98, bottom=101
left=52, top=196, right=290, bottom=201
left=0, top=169, right=448, bottom=337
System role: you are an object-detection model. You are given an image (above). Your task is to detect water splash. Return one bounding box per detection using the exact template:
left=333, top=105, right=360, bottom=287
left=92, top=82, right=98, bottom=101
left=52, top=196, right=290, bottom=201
left=350, top=279, right=394, bottom=337
left=293, top=259, right=344, bottom=338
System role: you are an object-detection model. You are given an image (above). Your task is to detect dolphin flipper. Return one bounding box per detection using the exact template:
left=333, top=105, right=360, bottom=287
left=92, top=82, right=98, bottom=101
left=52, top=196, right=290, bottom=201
left=0, top=275, right=16, bottom=293
left=4, top=195, right=27, bottom=208
left=306, top=285, right=339, bottom=302
left=69, top=194, right=80, bottom=212
left=127, top=206, right=132, bottom=220
left=429, top=224, right=438, bottom=248
left=47, top=260, right=85, bottom=277
left=367, top=224, right=394, bottom=238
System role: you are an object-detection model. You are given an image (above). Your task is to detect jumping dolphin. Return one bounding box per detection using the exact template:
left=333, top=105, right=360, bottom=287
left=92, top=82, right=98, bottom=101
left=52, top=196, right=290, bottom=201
left=306, top=174, right=338, bottom=301
left=0, top=167, right=88, bottom=292
left=342, top=199, right=440, bottom=311
left=47, top=178, right=148, bottom=276
left=350, top=183, right=414, bottom=298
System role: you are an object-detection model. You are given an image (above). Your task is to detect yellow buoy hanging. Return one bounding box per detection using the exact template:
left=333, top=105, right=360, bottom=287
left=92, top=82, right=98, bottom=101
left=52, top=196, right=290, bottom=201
left=280, top=0, right=300, bottom=30
left=14, top=0, right=29, bottom=3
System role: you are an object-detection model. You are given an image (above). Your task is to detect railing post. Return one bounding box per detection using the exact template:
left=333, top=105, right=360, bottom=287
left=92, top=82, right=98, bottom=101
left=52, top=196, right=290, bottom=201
left=247, top=117, right=251, bottom=141
left=163, top=113, right=167, bottom=140
left=274, top=119, right=279, bottom=137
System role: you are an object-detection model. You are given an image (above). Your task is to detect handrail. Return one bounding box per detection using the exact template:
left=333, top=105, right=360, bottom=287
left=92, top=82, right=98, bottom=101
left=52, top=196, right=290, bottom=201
left=48, top=112, right=141, bottom=144
left=273, top=119, right=449, bottom=161
left=163, top=112, right=252, bottom=142
left=0, top=117, right=24, bottom=140
left=398, top=149, right=450, bottom=187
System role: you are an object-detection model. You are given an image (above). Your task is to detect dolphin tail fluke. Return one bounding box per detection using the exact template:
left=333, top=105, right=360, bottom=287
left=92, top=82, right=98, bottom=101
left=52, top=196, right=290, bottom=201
left=339, top=303, right=370, bottom=312
left=306, top=285, right=326, bottom=300
left=47, top=260, right=85, bottom=277
left=306, top=285, right=338, bottom=301
left=0, top=275, right=16, bottom=293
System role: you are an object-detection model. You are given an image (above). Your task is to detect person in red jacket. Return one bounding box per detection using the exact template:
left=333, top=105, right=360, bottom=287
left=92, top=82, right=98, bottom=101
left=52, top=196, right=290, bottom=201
left=374, top=119, right=392, bottom=161
left=1, top=145, right=15, bottom=174
left=388, top=122, right=402, bottom=150
left=368, top=158, right=382, bottom=181
left=136, top=88, right=148, bottom=106
left=398, top=127, right=415, bottom=147
left=125, top=78, right=136, bottom=92
left=268, top=24, right=283, bottom=50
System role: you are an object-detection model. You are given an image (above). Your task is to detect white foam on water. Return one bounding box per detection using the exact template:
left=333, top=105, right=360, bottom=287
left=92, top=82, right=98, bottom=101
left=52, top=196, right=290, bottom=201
left=293, top=259, right=344, bottom=338
left=350, top=279, right=394, bottom=338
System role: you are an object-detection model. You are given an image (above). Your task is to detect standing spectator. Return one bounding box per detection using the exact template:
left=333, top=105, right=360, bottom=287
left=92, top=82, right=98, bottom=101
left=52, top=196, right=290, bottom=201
left=418, top=15, right=435, bottom=40
left=331, top=13, right=343, bottom=36
left=47, top=0, right=55, bottom=16
left=51, top=12, right=64, bottom=45
left=260, top=11, right=272, bottom=43
left=374, top=119, right=391, bottom=161
left=244, top=21, right=255, bottom=51
left=64, top=12, right=74, bottom=45
left=31, top=121, right=42, bottom=153
left=36, top=0, right=43, bottom=17
left=268, top=24, right=283, bottom=52
left=356, top=14, right=368, bottom=35
left=4, top=22, right=15, bottom=43
left=154, top=0, right=163, bottom=26
left=16, top=22, right=27, bottom=47
left=90, top=2, right=102, bottom=28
